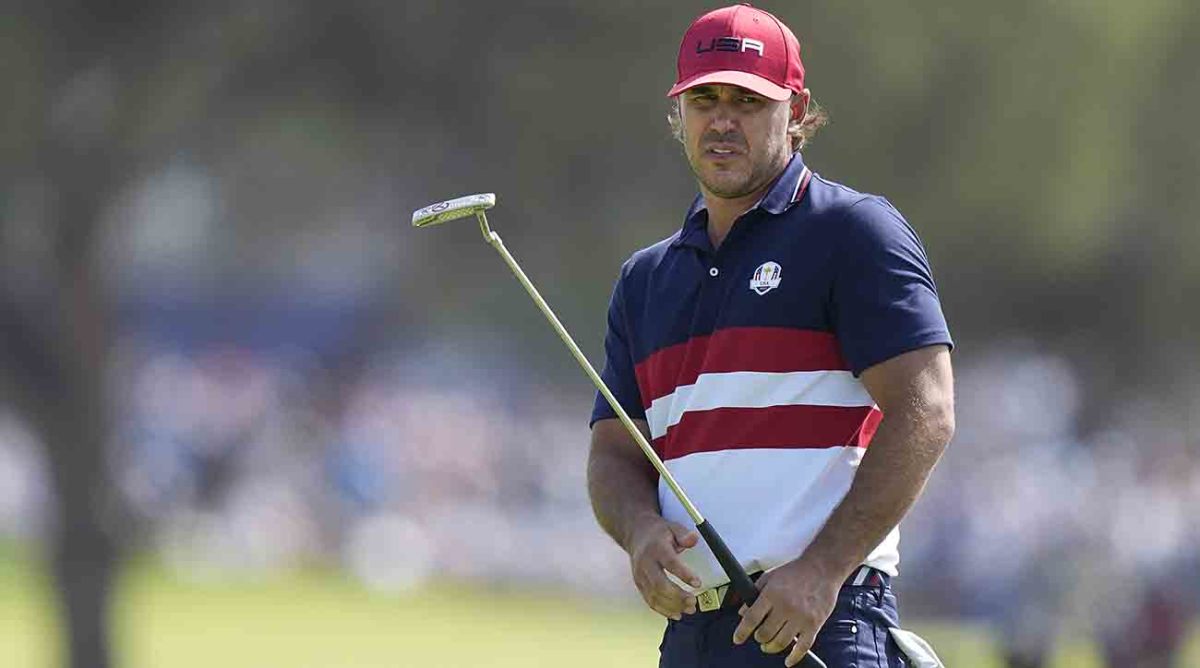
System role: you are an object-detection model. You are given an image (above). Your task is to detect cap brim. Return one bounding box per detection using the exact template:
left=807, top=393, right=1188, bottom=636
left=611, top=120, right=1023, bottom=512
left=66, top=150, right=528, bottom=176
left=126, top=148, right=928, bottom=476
left=667, top=70, right=792, bottom=101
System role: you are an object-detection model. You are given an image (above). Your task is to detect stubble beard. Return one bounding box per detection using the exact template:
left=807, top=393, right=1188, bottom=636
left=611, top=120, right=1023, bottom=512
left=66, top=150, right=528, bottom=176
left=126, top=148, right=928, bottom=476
left=687, top=142, right=789, bottom=200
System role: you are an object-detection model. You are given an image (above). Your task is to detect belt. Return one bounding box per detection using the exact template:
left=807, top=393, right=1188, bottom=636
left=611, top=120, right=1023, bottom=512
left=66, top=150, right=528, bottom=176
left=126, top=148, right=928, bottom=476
left=695, top=565, right=889, bottom=613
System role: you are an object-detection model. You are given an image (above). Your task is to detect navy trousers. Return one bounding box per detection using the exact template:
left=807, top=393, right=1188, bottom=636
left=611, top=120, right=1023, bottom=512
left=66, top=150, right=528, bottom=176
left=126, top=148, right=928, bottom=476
left=659, top=579, right=908, bottom=668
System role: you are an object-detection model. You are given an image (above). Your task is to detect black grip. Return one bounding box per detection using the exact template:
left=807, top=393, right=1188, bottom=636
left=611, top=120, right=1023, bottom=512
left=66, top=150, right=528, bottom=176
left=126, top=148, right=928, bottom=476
left=695, top=519, right=758, bottom=605
left=694, top=519, right=828, bottom=668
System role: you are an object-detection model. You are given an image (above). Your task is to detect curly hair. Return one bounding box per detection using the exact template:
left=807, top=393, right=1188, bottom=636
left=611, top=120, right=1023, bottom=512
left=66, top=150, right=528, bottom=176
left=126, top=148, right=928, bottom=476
left=666, top=95, right=829, bottom=152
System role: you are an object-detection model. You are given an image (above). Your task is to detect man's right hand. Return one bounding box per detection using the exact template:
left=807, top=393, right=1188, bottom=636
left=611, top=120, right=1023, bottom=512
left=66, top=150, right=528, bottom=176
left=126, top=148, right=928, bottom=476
left=628, top=514, right=703, bottom=620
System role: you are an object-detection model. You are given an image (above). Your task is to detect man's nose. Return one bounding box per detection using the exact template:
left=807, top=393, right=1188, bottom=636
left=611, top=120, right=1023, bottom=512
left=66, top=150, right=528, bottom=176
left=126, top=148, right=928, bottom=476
left=709, top=104, right=738, bottom=134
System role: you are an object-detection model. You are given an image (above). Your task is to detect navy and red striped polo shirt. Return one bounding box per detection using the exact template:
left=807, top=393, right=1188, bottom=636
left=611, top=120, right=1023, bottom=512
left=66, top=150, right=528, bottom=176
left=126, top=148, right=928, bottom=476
left=590, top=153, right=952, bottom=587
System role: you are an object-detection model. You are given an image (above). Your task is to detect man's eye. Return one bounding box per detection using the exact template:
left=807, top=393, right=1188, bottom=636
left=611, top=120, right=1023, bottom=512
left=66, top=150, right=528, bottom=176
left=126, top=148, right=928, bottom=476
left=739, top=96, right=762, bottom=104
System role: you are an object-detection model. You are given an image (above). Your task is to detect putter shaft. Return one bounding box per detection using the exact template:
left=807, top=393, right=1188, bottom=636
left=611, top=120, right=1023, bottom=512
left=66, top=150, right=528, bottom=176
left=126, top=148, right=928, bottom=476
left=475, top=212, right=704, bottom=524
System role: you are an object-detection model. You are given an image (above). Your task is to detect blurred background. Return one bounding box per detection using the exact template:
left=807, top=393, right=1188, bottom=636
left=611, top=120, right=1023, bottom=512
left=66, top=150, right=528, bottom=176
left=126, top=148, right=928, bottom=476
left=1, top=1, right=1198, bottom=667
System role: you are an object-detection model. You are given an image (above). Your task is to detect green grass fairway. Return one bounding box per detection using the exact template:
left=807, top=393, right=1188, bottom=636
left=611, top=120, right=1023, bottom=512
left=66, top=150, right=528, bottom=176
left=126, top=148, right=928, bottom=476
left=1, top=546, right=1194, bottom=667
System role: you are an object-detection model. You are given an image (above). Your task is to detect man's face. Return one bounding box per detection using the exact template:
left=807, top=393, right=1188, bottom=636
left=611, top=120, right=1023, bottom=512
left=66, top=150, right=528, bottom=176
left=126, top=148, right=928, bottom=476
left=678, top=84, right=797, bottom=200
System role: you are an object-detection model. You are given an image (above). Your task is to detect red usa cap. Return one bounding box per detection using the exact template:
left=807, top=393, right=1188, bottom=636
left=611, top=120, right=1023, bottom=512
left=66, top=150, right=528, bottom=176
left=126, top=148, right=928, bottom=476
left=668, top=3, right=805, bottom=101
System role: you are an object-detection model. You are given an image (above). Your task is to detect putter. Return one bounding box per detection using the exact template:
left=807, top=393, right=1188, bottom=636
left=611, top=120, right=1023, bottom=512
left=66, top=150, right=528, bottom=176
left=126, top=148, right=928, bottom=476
left=412, top=193, right=827, bottom=668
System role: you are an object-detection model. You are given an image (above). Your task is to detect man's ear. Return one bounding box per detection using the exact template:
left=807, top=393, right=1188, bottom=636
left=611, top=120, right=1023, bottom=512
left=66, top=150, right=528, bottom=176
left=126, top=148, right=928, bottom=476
left=790, top=89, right=811, bottom=122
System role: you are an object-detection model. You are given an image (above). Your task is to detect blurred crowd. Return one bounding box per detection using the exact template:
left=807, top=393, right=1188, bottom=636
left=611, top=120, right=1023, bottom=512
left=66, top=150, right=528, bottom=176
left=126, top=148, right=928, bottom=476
left=0, top=335, right=1196, bottom=665
left=105, top=334, right=627, bottom=594
left=900, top=345, right=1200, bottom=667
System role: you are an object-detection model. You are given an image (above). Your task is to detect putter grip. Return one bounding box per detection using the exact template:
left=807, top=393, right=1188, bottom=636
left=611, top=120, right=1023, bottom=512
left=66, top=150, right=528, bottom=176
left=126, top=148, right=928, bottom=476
left=694, top=520, right=828, bottom=668
left=695, top=519, right=757, bottom=606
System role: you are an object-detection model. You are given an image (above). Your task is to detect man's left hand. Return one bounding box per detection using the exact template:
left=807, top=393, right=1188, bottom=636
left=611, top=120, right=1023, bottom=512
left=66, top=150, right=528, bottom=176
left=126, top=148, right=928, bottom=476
left=732, top=557, right=842, bottom=668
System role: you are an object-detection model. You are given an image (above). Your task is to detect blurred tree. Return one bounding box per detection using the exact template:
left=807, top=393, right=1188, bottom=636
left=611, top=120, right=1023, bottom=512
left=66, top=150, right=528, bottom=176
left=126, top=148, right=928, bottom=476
left=0, top=2, right=466, bottom=664
left=0, top=3, right=180, bottom=665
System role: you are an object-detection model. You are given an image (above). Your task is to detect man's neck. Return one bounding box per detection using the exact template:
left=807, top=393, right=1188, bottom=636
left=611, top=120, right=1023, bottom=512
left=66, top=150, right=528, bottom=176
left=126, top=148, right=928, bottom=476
left=701, top=162, right=787, bottom=250
left=702, top=189, right=759, bottom=250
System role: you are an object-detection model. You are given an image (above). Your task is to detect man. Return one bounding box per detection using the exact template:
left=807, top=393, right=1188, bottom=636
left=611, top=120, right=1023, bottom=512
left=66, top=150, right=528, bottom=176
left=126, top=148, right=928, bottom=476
left=587, top=5, right=955, bottom=668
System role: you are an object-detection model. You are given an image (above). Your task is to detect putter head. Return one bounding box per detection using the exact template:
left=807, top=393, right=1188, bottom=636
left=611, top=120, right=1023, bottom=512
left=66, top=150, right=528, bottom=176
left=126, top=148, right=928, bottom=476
left=411, top=193, right=496, bottom=228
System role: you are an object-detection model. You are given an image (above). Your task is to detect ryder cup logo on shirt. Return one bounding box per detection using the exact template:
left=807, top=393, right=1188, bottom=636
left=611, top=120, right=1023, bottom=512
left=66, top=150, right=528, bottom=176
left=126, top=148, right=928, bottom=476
left=749, top=261, right=782, bottom=295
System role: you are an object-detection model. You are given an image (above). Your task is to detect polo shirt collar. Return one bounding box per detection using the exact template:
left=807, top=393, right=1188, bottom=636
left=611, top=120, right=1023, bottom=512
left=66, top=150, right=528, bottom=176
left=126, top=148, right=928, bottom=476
left=672, top=153, right=809, bottom=250
left=757, top=152, right=809, bottom=215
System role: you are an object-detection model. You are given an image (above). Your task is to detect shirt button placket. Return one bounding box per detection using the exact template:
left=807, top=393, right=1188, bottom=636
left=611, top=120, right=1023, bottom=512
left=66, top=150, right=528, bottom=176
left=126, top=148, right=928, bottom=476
left=691, top=253, right=723, bottom=335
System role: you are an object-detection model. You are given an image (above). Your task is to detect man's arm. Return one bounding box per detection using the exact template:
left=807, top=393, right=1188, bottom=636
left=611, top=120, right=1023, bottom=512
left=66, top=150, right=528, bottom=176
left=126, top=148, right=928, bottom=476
left=797, top=343, right=954, bottom=578
left=734, top=344, right=955, bottom=666
left=589, top=418, right=702, bottom=619
left=587, top=418, right=659, bottom=549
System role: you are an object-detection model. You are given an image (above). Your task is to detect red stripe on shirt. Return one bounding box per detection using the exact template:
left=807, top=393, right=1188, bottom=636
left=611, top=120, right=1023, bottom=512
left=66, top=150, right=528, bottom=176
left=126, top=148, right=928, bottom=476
left=652, top=405, right=882, bottom=460
left=634, top=327, right=849, bottom=406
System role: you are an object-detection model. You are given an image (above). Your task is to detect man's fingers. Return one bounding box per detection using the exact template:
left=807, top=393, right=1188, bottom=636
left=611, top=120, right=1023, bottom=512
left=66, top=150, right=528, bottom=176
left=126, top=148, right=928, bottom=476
left=640, top=557, right=698, bottom=601
left=760, top=618, right=802, bottom=654
left=783, top=629, right=815, bottom=668
left=673, top=589, right=697, bottom=615
left=753, top=611, right=787, bottom=647
left=628, top=566, right=676, bottom=618
left=629, top=520, right=703, bottom=620
left=640, top=586, right=677, bottom=619
left=661, top=552, right=702, bottom=589
left=652, top=587, right=696, bottom=616
left=732, top=598, right=771, bottom=644
left=637, top=567, right=695, bottom=618
left=666, top=583, right=697, bottom=615
left=667, top=522, right=700, bottom=550
left=648, top=592, right=686, bottom=620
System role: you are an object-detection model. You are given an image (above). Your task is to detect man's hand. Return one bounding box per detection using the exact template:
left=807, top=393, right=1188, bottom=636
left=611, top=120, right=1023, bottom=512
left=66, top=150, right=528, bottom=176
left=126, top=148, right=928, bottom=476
left=588, top=419, right=700, bottom=619
left=628, top=514, right=703, bottom=620
left=732, top=558, right=842, bottom=667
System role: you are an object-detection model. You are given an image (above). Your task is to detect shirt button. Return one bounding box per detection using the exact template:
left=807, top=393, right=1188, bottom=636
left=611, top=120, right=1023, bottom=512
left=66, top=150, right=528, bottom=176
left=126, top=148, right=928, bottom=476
left=709, top=267, right=719, bottom=277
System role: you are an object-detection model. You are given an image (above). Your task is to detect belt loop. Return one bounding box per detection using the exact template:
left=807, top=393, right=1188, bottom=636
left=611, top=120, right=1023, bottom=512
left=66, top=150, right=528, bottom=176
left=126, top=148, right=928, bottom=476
left=877, top=569, right=888, bottom=604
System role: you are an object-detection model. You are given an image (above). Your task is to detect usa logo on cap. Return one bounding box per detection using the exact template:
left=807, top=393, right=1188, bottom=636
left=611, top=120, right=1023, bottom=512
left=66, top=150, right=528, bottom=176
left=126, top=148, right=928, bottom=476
left=668, top=4, right=806, bottom=102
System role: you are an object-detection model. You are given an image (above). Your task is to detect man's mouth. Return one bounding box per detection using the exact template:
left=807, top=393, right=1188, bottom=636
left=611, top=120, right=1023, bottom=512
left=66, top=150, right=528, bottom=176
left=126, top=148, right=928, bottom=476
left=705, top=144, right=743, bottom=158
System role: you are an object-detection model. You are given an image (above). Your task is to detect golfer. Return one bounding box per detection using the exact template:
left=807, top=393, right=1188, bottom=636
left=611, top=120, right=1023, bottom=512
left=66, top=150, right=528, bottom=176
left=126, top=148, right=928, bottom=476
left=588, top=5, right=955, bottom=667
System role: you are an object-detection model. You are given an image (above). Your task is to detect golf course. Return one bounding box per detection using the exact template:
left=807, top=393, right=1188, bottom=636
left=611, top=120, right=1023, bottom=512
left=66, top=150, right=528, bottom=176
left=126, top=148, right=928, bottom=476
left=5, top=544, right=1194, bottom=667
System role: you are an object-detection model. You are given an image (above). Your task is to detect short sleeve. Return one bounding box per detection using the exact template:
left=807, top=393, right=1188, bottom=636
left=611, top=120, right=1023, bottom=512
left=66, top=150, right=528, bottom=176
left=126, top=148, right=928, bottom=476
left=590, top=266, right=647, bottom=427
left=831, top=197, right=953, bottom=376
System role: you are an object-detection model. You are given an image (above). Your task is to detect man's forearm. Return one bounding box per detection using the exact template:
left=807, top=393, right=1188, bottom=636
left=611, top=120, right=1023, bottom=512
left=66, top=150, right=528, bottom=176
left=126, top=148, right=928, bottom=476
left=587, top=421, right=662, bottom=552
left=799, top=408, right=954, bottom=579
